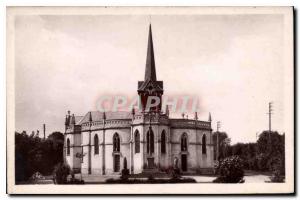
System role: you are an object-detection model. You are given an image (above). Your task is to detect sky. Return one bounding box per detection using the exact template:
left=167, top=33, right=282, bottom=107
left=15, top=14, right=285, bottom=144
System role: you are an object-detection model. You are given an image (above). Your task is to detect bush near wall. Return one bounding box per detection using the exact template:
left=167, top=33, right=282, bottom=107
left=53, top=163, right=70, bottom=184
left=213, top=155, right=244, bottom=183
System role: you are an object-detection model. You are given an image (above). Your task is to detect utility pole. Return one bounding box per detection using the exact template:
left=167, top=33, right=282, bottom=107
left=266, top=102, right=273, bottom=152
left=267, top=102, right=273, bottom=133
left=255, top=132, right=258, bottom=156
left=216, top=121, right=221, bottom=161
left=43, top=124, right=46, bottom=140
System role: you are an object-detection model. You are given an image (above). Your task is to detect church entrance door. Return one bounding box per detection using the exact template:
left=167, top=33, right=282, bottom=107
left=114, top=155, right=120, bottom=172
left=181, top=155, right=187, bottom=171
left=147, top=157, right=155, bottom=169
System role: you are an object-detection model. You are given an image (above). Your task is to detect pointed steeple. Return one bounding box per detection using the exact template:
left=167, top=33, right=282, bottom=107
left=65, top=115, right=69, bottom=126
left=88, top=111, right=93, bottom=122
left=194, top=112, right=198, bottom=120
left=71, top=114, right=76, bottom=125
left=208, top=112, right=212, bottom=122
left=165, top=105, right=169, bottom=117
left=137, top=24, right=163, bottom=112
left=144, top=24, right=157, bottom=81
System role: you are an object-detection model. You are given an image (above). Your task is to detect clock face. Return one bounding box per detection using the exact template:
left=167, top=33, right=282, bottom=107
left=147, top=83, right=154, bottom=94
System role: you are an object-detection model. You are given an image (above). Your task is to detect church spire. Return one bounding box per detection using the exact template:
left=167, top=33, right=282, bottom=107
left=144, top=24, right=157, bottom=81
left=208, top=112, right=212, bottom=122
left=137, top=24, right=163, bottom=112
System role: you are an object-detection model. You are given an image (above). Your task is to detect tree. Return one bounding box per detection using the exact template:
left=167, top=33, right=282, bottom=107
left=212, top=130, right=285, bottom=173
left=15, top=131, right=65, bottom=183
left=53, top=163, right=70, bottom=184
left=256, top=131, right=284, bottom=173
left=15, top=131, right=42, bottom=182
left=228, top=142, right=257, bottom=170
left=212, top=132, right=231, bottom=160
left=121, top=157, right=129, bottom=180
left=46, top=132, right=64, bottom=167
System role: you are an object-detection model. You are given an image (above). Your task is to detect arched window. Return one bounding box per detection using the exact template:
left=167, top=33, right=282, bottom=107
left=147, top=128, right=154, bottom=154
left=202, top=134, right=207, bottom=154
left=94, top=134, right=99, bottom=155
left=161, top=130, right=166, bottom=154
left=181, top=133, right=188, bottom=151
left=113, top=133, right=120, bottom=152
left=66, top=138, right=70, bottom=155
left=135, top=130, right=140, bottom=153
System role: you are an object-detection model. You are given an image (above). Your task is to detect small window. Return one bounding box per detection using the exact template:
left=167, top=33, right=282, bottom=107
left=135, top=130, right=140, bottom=153
left=202, top=134, right=207, bottom=154
left=147, top=129, right=154, bottom=153
left=181, top=133, right=187, bottom=151
left=113, top=133, right=120, bottom=152
left=67, top=138, right=70, bottom=155
left=94, top=134, right=99, bottom=154
left=161, top=130, right=166, bottom=154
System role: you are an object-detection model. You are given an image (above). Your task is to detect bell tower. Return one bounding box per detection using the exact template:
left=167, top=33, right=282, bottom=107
left=138, top=24, right=163, bottom=112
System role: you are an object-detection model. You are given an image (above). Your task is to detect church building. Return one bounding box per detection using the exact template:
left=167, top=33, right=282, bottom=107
left=64, top=25, right=214, bottom=175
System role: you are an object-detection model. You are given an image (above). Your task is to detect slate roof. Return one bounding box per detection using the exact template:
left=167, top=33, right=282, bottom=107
left=138, top=80, right=163, bottom=92
left=74, top=116, right=84, bottom=124
left=76, top=111, right=134, bottom=125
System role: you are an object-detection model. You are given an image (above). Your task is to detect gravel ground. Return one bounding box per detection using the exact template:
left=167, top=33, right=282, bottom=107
left=183, top=174, right=271, bottom=183
left=21, top=173, right=271, bottom=184
left=243, top=175, right=270, bottom=183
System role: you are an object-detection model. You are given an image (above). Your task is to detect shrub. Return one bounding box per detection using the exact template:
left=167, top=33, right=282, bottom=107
left=169, top=177, right=196, bottom=183
left=164, top=166, right=173, bottom=175
left=147, top=174, right=155, bottom=182
left=68, top=178, right=85, bottom=184
left=213, top=161, right=220, bottom=175
left=121, top=157, right=130, bottom=180
left=269, top=156, right=285, bottom=175
left=269, top=156, right=285, bottom=183
left=213, top=156, right=244, bottom=183
left=171, top=168, right=181, bottom=179
left=269, top=169, right=284, bottom=183
left=121, top=168, right=130, bottom=180
left=53, top=163, right=70, bottom=184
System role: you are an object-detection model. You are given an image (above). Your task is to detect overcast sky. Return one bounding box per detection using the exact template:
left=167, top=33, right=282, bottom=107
left=15, top=14, right=285, bottom=143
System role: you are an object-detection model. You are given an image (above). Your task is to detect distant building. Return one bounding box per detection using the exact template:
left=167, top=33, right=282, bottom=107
left=64, top=25, right=214, bottom=175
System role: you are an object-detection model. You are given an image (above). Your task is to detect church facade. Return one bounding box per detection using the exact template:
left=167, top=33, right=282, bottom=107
left=64, top=25, right=214, bottom=175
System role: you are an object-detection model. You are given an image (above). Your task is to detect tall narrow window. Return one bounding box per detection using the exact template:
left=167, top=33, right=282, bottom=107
left=161, top=130, right=166, bottom=154
left=181, top=133, right=187, bottom=151
left=147, top=128, right=154, bottom=153
left=147, top=131, right=149, bottom=153
left=94, top=134, right=99, bottom=154
left=113, top=133, right=120, bottom=152
left=67, top=138, right=70, bottom=155
left=202, top=134, right=207, bottom=154
left=135, top=130, right=140, bottom=153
